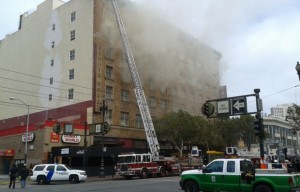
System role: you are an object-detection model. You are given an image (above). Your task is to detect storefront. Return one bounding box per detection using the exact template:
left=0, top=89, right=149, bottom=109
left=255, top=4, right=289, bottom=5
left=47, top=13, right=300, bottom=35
left=0, top=149, right=15, bottom=174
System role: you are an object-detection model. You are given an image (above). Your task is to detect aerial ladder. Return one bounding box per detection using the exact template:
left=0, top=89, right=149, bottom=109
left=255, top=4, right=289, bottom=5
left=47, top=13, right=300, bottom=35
left=111, top=0, right=160, bottom=161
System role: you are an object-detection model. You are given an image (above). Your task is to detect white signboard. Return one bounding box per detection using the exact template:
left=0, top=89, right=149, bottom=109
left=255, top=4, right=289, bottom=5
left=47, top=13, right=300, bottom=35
left=61, top=148, right=69, bottom=155
left=64, top=124, right=73, bottom=134
left=61, top=135, right=81, bottom=144
left=21, top=132, right=35, bottom=143
left=217, top=100, right=230, bottom=114
left=95, top=124, right=102, bottom=133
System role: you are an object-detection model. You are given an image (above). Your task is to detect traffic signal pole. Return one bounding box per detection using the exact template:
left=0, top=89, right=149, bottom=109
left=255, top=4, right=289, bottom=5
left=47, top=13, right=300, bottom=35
left=202, top=89, right=265, bottom=160
left=99, top=99, right=108, bottom=177
left=254, top=89, right=264, bottom=161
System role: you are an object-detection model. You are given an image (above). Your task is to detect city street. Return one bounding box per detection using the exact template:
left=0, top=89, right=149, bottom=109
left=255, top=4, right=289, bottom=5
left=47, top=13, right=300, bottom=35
left=0, top=176, right=182, bottom=192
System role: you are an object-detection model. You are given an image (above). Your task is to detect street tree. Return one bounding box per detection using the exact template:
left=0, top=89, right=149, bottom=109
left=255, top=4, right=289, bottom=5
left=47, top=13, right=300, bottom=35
left=238, top=115, right=257, bottom=151
left=154, top=110, right=204, bottom=157
left=286, top=103, right=300, bottom=131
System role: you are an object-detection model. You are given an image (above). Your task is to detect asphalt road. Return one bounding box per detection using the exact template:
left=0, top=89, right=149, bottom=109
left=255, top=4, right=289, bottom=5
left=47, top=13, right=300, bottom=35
left=0, top=176, right=182, bottom=192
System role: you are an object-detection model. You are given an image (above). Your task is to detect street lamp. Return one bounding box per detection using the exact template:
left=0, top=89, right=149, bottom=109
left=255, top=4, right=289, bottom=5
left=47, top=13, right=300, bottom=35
left=9, top=97, right=29, bottom=164
left=296, top=61, right=300, bottom=81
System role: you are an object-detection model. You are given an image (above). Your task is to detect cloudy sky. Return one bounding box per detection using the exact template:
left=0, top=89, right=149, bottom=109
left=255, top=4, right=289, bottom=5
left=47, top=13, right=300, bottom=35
left=1, top=0, right=300, bottom=115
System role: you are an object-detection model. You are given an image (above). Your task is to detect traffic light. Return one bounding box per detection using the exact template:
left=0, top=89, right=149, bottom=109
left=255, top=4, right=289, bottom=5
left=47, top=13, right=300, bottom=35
left=201, top=102, right=214, bottom=117
left=103, top=122, right=108, bottom=134
left=53, top=123, right=61, bottom=134
left=203, top=103, right=209, bottom=116
left=253, top=115, right=262, bottom=136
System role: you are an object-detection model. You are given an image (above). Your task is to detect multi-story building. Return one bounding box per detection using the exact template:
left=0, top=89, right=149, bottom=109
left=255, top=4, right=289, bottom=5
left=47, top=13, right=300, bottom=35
left=0, top=0, right=222, bottom=175
left=269, top=103, right=293, bottom=119
left=247, top=115, right=299, bottom=161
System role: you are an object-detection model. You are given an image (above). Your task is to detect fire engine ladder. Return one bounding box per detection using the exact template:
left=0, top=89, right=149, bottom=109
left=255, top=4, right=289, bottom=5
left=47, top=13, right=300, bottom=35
left=111, top=0, right=160, bottom=161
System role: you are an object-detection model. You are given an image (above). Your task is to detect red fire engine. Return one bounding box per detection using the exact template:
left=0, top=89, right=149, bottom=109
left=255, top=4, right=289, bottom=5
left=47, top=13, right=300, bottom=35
left=115, top=153, right=181, bottom=179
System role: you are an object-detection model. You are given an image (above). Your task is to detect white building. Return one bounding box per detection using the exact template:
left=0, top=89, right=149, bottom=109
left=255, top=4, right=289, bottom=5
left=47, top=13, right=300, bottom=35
left=269, top=103, right=294, bottom=120
left=254, top=116, right=299, bottom=158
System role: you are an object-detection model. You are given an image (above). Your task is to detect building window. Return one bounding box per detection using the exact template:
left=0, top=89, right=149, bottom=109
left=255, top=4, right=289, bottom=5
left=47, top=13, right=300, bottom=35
left=120, top=112, right=129, bottom=126
left=149, top=97, right=156, bottom=107
left=136, top=114, right=143, bottom=128
left=50, top=59, right=54, bottom=66
left=70, top=30, right=75, bottom=41
left=105, top=86, right=113, bottom=99
left=70, top=50, right=75, bottom=60
left=71, top=11, right=76, bottom=22
left=121, top=90, right=129, bottom=102
left=51, top=41, right=55, bottom=48
left=68, top=88, right=74, bottom=99
left=52, top=24, right=55, bottom=31
left=161, top=99, right=167, bottom=109
left=106, top=66, right=113, bottom=79
left=69, top=69, right=74, bottom=80
left=49, top=94, right=52, bottom=101
left=50, top=77, right=53, bottom=84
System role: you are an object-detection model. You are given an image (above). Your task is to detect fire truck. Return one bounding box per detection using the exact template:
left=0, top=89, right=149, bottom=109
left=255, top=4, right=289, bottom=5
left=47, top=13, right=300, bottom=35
left=111, top=0, right=194, bottom=179
left=115, top=152, right=181, bottom=179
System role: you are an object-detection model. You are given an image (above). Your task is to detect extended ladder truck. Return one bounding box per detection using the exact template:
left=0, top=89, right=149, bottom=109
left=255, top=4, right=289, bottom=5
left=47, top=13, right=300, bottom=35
left=112, top=0, right=183, bottom=179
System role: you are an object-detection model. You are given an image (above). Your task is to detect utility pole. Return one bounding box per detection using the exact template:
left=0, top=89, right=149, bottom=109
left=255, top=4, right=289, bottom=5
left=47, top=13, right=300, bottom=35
left=9, top=97, right=30, bottom=164
left=99, top=99, right=108, bottom=178
left=83, top=122, right=87, bottom=170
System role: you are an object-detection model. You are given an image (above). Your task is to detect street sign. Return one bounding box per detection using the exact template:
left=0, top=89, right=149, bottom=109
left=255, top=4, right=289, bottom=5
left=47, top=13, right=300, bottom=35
left=95, top=124, right=102, bottom=133
left=231, top=97, right=247, bottom=115
left=217, top=100, right=230, bottom=115
left=257, top=98, right=263, bottom=111
left=64, top=124, right=74, bottom=134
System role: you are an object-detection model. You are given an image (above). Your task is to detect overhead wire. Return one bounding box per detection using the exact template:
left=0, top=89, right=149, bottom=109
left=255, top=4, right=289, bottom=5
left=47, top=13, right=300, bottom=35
left=261, top=85, right=300, bottom=99
left=0, top=76, right=91, bottom=96
left=0, top=67, right=92, bottom=90
left=0, top=66, right=202, bottom=116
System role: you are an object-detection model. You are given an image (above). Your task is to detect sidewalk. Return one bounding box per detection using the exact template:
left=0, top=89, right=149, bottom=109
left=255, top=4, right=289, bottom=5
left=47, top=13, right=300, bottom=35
left=0, top=175, right=121, bottom=185
left=0, top=175, right=10, bottom=185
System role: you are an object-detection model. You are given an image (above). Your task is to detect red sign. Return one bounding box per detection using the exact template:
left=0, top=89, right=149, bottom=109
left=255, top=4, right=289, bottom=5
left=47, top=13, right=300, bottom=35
left=50, top=132, right=60, bottom=143
left=0, top=149, right=15, bottom=157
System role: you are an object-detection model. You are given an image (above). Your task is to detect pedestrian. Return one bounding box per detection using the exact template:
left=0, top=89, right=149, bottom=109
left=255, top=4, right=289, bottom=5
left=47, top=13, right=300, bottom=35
left=8, top=164, right=18, bottom=189
left=20, top=164, right=29, bottom=188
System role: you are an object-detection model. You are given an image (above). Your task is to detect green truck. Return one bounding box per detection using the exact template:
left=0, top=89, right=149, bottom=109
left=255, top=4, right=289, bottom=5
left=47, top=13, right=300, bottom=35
left=179, top=158, right=300, bottom=192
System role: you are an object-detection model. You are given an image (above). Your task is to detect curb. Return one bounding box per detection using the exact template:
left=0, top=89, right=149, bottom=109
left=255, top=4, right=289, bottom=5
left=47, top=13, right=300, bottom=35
left=0, top=176, right=121, bottom=185
left=0, top=178, right=19, bottom=185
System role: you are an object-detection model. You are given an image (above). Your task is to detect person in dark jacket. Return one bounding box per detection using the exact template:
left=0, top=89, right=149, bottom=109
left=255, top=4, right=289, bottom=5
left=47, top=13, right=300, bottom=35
left=20, top=164, right=29, bottom=188
left=9, top=164, right=18, bottom=189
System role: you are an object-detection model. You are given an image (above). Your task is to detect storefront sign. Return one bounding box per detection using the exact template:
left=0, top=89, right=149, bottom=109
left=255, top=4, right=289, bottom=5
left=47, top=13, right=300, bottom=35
left=21, top=132, right=35, bottom=143
left=50, top=132, right=60, bottom=143
left=61, top=135, right=81, bottom=144
left=61, top=148, right=69, bottom=155
left=0, top=149, right=15, bottom=156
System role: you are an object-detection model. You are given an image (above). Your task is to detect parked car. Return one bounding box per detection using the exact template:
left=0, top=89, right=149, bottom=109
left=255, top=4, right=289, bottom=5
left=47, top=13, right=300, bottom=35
left=30, top=164, right=87, bottom=184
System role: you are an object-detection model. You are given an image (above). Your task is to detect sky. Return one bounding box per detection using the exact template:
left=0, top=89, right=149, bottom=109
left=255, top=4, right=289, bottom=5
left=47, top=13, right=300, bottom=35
left=1, top=0, right=300, bottom=115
